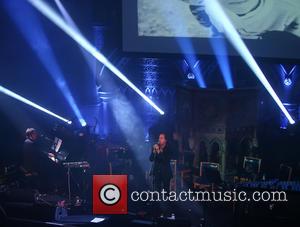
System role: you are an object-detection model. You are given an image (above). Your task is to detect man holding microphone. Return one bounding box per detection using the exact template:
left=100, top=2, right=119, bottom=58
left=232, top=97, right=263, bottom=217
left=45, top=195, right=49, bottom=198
left=149, top=133, right=173, bottom=192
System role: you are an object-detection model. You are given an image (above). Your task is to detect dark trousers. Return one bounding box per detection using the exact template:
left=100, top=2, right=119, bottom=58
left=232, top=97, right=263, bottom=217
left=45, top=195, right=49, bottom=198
left=153, top=173, right=170, bottom=192
left=152, top=174, right=172, bottom=216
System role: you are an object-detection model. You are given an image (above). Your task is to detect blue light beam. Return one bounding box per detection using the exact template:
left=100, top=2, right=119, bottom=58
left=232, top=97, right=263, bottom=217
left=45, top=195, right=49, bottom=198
left=27, top=0, right=164, bottom=115
left=4, top=0, right=85, bottom=125
left=210, top=37, right=234, bottom=89
left=54, top=0, right=95, bottom=73
left=203, top=0, right=295, bottom=124
left=0, top=85, right=72, bottom=124
left=159, top=1, right=206, bottom=88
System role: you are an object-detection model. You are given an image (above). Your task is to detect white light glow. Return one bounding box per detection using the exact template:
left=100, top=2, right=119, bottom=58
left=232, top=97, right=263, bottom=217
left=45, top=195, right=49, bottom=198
left=79, top=118, right=87, bottom=127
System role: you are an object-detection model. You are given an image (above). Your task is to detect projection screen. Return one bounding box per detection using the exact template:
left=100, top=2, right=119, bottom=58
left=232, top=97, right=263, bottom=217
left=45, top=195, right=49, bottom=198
left=123, top=0, right=300, bottom=59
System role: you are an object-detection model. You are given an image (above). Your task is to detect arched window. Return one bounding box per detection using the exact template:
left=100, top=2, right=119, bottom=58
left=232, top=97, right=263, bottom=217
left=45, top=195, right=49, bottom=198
left=210, top=142, right=220, bottom=164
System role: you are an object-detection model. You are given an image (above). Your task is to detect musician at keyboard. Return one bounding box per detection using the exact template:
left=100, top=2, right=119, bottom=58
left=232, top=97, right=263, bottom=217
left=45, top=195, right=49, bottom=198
left=21, top=128, right=62, bottom=192
left=22, top=128, right=45, bottom=176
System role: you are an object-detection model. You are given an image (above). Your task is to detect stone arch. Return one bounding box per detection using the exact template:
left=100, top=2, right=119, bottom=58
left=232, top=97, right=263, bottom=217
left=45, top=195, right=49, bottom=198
left=208, top=138, right=226, bottom=178
left=193, top=138, right=209, bottom=168
left=208, top=138, right=224, bottom=163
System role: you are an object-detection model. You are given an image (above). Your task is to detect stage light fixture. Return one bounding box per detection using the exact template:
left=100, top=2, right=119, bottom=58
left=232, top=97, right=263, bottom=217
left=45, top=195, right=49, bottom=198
left=280, top=64, right=295, bottom=87
left=284, top=77, right=292, bottom=87
left=187, top=72, right=195, bottom=80
left=0, top=85, right=72, bottom=124
left=183, top=58, right=206, bottom=88
left=203, top=0, right=295, bottom=124
left=27, top=0, right=164, bottom=115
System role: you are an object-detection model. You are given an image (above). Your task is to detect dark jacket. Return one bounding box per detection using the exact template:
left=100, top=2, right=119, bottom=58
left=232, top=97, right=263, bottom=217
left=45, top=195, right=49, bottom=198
left=23, top=139, right=43, bottom=173
left=149, top=144, right=173, bottom=179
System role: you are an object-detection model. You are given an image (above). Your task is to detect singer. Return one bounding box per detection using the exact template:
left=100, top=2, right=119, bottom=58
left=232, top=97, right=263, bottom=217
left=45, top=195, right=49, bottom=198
left=149, top=133, right=173, bottom=192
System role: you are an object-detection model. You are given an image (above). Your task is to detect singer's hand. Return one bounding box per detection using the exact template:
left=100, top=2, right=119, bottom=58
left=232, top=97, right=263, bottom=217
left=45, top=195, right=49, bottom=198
left=153, top=144, right=159, bottom=153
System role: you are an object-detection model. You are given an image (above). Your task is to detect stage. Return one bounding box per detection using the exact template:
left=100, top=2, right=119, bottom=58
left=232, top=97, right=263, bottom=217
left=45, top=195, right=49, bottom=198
left=1, top=0, right=300, bottom=226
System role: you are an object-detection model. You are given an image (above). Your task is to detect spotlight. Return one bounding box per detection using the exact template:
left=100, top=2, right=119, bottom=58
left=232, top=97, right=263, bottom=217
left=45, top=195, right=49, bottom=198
left=27, top=0, right=164, bottom=115
left=79, top=119, right=87, bottom=127
left=0, top=85, right=71, bottom=124
left=284, top=77, right=292, bottom=86
left=280, top=64, right=295, bottom=87
left=187, top=72, right=195, bottom=80
left=203, top=0, right=295, bottom=125
left=183, top=59, right=206, bottom=88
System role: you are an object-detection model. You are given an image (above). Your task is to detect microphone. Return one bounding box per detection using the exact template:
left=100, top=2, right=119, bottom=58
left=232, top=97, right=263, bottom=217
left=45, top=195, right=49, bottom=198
left=153, top=142, right=160, bottom=154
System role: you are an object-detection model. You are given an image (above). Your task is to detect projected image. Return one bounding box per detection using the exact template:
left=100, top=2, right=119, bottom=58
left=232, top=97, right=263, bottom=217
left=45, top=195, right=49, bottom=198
left=138, top=0, right=300, bottom=40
